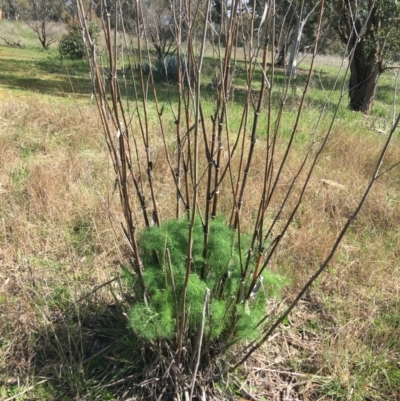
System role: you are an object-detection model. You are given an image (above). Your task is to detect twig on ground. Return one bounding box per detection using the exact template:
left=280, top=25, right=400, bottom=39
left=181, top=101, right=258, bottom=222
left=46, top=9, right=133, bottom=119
left=66, top=276, right=120, bottom=311
left=0, top=36, right=23, bottom=48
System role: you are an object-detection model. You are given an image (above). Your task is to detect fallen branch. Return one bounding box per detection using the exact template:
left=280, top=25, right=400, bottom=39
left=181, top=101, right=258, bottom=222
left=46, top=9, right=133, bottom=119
left=0, top=36, right=23, bottom=48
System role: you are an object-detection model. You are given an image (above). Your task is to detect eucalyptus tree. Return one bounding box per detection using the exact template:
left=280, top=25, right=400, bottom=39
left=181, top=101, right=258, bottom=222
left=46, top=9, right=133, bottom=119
left=0, top=0, right=22, bottom=19
left=94, top=0, right=137, bottom=31
left=285, top=0, right=321, bottom=77
left=247, top=0, right=326, bottom=69
left=337, top=0, right=400, bottom=113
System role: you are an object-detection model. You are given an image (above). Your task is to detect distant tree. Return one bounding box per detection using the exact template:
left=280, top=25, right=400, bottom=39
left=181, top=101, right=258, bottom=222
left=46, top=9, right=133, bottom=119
left=286, top=0, right=321, bottom=78
left=20, top=0, right=65, bottom=49
left=336, top=0, right=400, bottom=114
left=94, top=0, right=176, bottom=60
left=63, top=0, right=93, bottom=24
left=210, top=0, right=223, bottom=24
left=95, top=0, right=137, bottom=32
left=247, top=0, right=326, bottom=70
left=209, top=0, right=251, bottom=46
left=142, top=0, right=177, bottom=60
left=1, top=0, right=27, bottom=19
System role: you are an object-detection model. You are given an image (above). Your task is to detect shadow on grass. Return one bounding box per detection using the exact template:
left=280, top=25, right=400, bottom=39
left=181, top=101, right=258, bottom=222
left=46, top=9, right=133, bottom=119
left=0, top=52, right=348, bottom=111
left=28, top=298, right=141, bottom=400
left=0, top=56, right=93, bottom=98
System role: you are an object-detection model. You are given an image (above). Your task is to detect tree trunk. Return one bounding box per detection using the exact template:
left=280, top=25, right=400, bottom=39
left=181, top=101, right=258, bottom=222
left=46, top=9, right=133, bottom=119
left=349, top=31, right=382, bottom=114
left=341, top=4, right=385, bottom=115
left=275, top=41, right=287, bottom=67
left=286, top=19, right=306, bottom=79
left=285, top=2, right=320, bottom=79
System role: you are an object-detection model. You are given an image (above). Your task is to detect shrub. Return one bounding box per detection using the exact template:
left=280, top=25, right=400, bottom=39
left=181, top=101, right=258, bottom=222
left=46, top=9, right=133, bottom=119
left=126, top=217, right=288, bottom=347
left=59, top=22, right=99, bottom=60
left=59, top=23, right=85, bottom=60
left=142, top=55, right=187, bottom=82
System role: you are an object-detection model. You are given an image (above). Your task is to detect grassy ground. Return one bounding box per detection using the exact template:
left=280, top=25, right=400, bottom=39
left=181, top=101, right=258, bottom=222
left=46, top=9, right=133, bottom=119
left=0, top=20, right=400, bottom=400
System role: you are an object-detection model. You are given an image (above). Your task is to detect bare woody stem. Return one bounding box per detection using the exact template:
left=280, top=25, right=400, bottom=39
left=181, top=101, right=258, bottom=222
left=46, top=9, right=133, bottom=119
left=233, top=110, right=400, bottom=371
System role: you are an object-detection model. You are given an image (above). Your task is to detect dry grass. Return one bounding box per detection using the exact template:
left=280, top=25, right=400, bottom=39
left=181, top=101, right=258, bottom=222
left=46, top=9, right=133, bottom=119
left=0, top=96, right=122, bottom=395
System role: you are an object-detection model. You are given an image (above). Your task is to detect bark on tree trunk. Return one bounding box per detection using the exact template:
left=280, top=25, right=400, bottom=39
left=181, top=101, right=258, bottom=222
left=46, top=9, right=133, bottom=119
left=275, top=41, right=287, bottom=67
left=286, top=19, right=306, bottom=79
left=347, top=6, right=384, bottom=114
left=349, top=38, right=382, bottom=114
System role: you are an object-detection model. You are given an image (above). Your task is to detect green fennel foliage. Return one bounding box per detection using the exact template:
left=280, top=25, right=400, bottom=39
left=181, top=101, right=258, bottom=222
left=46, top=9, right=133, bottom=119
left=127, top=217, right=288, bottom=344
